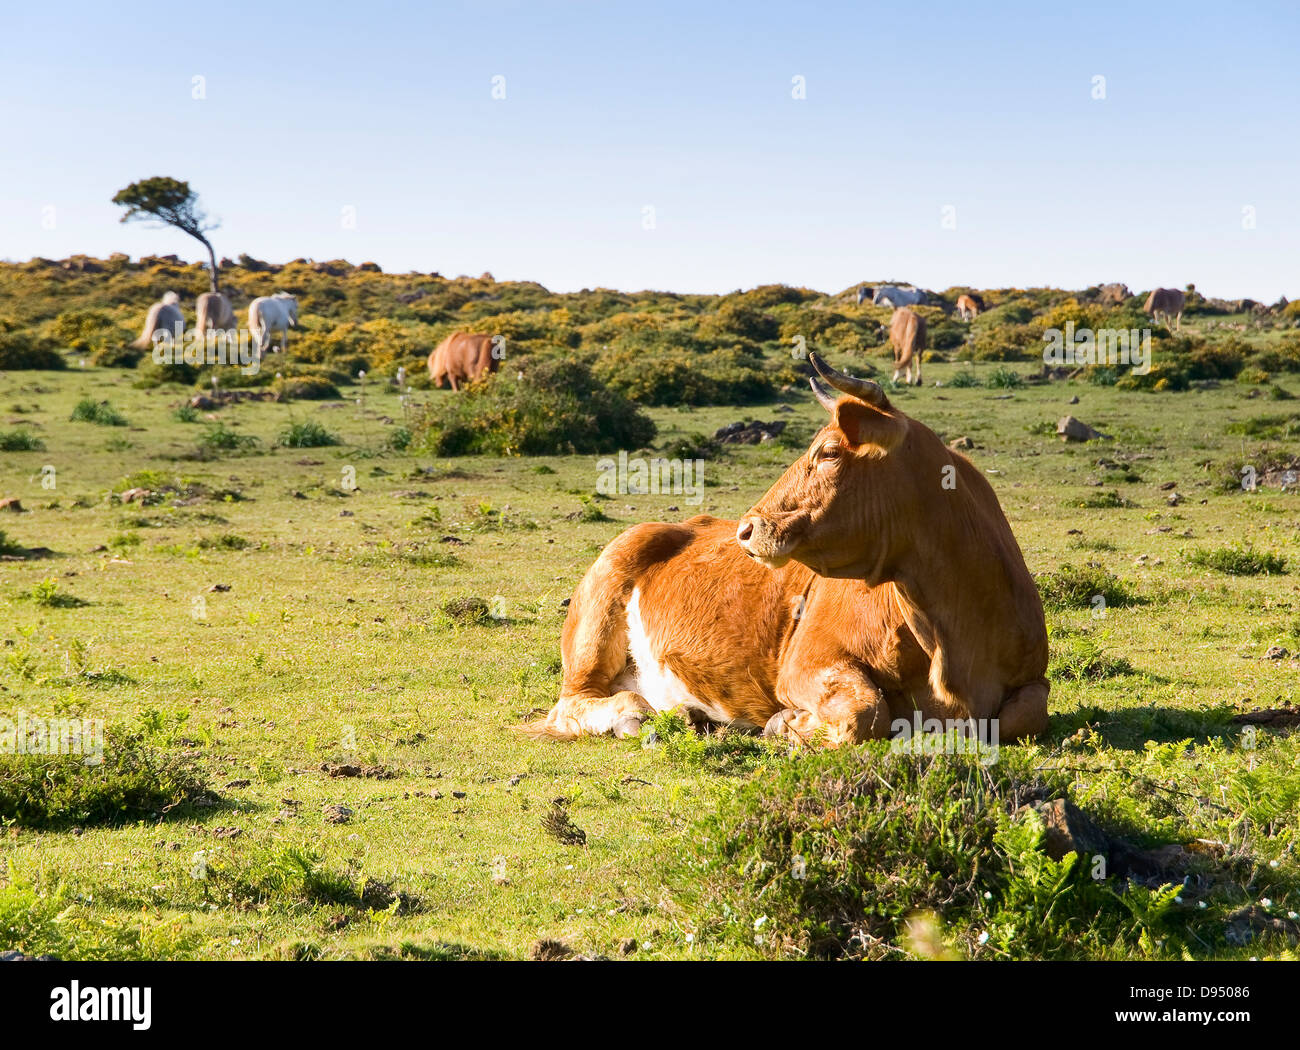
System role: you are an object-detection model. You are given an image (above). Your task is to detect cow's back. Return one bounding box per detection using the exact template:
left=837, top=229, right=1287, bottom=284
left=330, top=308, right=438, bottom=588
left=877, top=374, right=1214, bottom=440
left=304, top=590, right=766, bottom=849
left=430, top=333, right=495, bottom=385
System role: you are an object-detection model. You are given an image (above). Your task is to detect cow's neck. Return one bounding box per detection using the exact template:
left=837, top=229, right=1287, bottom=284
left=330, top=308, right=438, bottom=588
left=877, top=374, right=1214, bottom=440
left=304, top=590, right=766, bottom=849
left=882, top=508, right=1018, bottom=709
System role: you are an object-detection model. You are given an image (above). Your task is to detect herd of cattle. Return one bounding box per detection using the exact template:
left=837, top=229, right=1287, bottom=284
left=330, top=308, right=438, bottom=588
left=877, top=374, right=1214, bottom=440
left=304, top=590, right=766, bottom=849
left=133, top=290, right=299, bottom=356
left=852, top=284, right=1187, bottom=388
left=130, top=282, right=1190, bottom=391
left=131, top=289, right=497, bottom=389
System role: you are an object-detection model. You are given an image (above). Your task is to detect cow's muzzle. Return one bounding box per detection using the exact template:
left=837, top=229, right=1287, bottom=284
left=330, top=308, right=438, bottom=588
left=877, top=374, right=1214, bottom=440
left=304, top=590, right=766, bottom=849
left=736, top=515, right=794, bottom=567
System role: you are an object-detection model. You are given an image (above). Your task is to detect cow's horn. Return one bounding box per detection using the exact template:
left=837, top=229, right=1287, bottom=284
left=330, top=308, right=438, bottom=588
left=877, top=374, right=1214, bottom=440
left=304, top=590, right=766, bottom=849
left=809, top=376, right=840, bottom=414
left=808, top=352, right=885, bottom=406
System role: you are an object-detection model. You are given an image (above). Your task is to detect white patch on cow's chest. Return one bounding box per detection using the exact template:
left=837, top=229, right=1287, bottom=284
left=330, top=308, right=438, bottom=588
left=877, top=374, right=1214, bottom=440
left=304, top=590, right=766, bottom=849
left=616, top=588, right=745, bottom=725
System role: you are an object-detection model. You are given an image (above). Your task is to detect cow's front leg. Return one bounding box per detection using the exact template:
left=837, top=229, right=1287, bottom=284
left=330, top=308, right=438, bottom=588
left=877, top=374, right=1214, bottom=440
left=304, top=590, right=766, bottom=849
left=766, top=664, right=891, bottom=747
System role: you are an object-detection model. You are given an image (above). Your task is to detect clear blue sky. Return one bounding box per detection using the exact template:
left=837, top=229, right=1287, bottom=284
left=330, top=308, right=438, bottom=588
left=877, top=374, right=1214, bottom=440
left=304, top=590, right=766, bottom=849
left=2, top=0, right=1296, bottom=299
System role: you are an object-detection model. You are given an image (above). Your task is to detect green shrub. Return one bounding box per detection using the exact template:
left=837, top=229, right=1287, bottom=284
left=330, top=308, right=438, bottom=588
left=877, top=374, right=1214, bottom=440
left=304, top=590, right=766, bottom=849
left=279, top=419, right=341, bottom=448
left=273, top=374, right=342, bottom=400
left=948, top=370, right=980, bottom=388
left=1064, top=490, right=1133, bottom=509
left=198, top=533, right=252, bottom=550
left=985, top=367, right=1025, bottom=389
left=200, top=365, right=273, bottom=389
left=413, top=358, right=655, bottom=456
left=21, top=577, right=89, bottom=608
left=594, top=335, right=775, bottom=406
left=928, top=321, right=967, bottom=351
left=0, top=330, right=66, bottom=370
left=49, top=310, right=131, bottom=355
left=699, top=301, right=780, bottom=343
left=1224, top=414, right=1298, bottom=440
left=200, top=424, right=259, bottom=452
left=1187, top=544, right=1286, bottom=576
left=70, top=399, right=128, bottom=426
left=91, top=343, right=144, bottom=368
left=0, top=727, right=211, bottom=829
left=1115, top=362, right=1189, bottom=392
left=686, top=747, right=1191, bottom=960
left=1188, top=339, right=1248, bottom=381
left=970, top=323, right=1038, bottom=361
left=135, top=360, right=200, bottom=388
left=660, top=433, right=723, bottom=460
left=1049, top=633, right=1136, bottom=680
left=0, top=428, right=45, bottom=451
left=1037, top=565, right=1138, bottom=610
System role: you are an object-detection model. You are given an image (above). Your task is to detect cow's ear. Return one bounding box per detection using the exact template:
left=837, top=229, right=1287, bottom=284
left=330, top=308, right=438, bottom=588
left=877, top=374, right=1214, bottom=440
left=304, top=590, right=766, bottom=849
left=834, top=400, right=904, bottom=453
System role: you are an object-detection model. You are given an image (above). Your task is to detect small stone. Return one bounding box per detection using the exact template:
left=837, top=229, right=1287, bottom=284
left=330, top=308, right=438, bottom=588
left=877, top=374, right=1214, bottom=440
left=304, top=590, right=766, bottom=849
left=323, top=803, right=354, bottom=825
left=1056, top=416, right=1105, bottom=442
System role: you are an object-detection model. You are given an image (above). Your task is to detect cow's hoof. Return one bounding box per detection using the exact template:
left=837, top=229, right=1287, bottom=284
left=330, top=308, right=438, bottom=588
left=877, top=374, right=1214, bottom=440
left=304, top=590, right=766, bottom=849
left=763, top=709, right=796, bottom=739
left=763, top=708, right=820, bottom=745
left=613, top=715, right=646, bottom=739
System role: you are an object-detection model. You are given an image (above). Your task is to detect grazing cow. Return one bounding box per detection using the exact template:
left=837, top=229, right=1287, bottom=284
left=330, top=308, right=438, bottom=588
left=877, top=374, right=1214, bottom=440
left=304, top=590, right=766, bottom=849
left=248, top=293, right=298, bottom=356
left=526, top=352, right=1049, bottom=745
left=131, top=291, right=184, bottom=350
left=873, top=285, right=926, bottom=308
left=856, top=286, right=871, bottom=305
left=889, top=307, right=926, bottom=386
left=955, top=294, right=980, bottom=321
left=427, top=332, right=499, bottom=391
left=1144, top=287, right=1185, bottom=329
left=195, top=291, right=236, bottom=334
left=1096, top=282, right=1131, bottom=307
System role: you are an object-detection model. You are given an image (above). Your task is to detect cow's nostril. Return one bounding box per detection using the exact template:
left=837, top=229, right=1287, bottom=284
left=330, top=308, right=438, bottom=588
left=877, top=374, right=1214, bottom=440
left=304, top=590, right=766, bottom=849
left=736, top=520, right=754, bottom=544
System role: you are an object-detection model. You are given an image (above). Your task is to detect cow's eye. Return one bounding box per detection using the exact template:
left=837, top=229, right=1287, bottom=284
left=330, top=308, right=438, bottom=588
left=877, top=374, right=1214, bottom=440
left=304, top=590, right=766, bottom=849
left=817, top=442, right=840, bottom=461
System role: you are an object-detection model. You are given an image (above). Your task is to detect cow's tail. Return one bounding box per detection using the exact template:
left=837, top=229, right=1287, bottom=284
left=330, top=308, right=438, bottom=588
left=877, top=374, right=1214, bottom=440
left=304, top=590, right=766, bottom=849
left=513, top=709, right=582, bottom=741
left=249, top=305, right=265, bottom=355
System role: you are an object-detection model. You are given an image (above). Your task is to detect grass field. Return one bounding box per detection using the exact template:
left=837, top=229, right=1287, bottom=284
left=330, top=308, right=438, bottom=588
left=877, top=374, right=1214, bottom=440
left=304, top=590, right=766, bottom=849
left=3, top=346, right=1300, bottom=960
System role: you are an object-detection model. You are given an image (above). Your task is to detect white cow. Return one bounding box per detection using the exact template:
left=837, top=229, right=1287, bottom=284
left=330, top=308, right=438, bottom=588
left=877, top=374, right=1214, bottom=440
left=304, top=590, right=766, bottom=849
left=872, top=285, right=927, bottom=308
left=195, top=291, right=236, bottom=333
left=248, top=293, right=298, bottom=356
left=131, top=291, right=184, bottom=350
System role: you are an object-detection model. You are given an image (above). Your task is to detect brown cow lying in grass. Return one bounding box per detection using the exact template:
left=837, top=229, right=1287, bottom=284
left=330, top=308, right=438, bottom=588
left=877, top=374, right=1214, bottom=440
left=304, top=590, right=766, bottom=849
left=528, top=352, right=1050, bottom=746
left=428, top=332, right=499, bottom=391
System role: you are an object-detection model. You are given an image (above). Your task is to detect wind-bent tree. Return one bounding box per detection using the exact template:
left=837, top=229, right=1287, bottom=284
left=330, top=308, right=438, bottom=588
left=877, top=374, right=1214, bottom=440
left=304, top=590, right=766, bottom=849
left=112, top=177, right=221, bottom=294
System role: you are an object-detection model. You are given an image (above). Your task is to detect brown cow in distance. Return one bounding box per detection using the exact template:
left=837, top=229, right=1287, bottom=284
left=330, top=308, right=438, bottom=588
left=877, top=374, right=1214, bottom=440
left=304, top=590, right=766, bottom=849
left=889, top=306, right=926, bottom=385
left=428, top=332, right=500, bottom=391
left=525, top=352, right=1050, bottom=747
left=955, top=294, right=980, bottom=321
left=1144, top=287, right=1185, bottom=329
